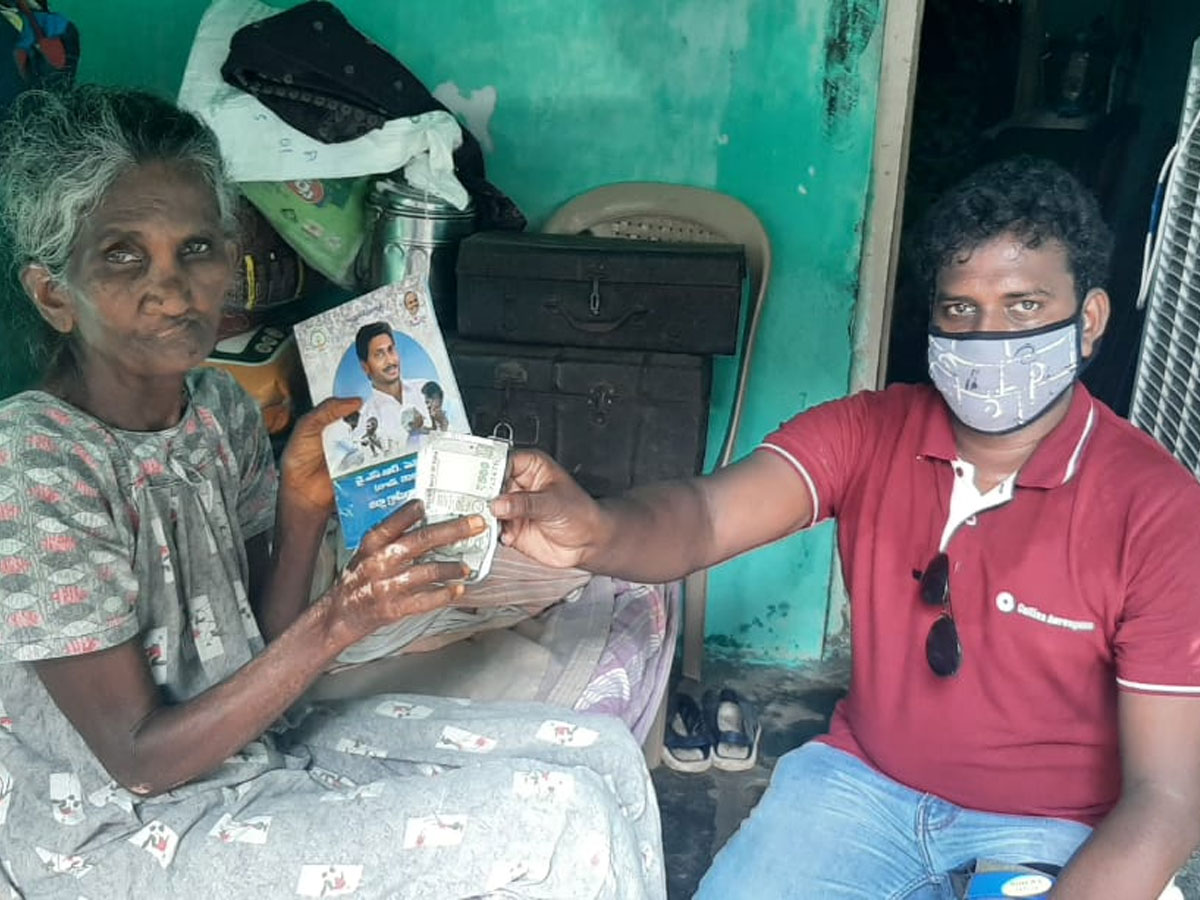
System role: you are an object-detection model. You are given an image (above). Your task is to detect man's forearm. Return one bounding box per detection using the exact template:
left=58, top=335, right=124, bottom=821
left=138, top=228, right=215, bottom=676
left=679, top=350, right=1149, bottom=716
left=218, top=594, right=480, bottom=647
left=583, top=479, right=716, bottom=583
left=1051, top=790, right=1199, bottom=899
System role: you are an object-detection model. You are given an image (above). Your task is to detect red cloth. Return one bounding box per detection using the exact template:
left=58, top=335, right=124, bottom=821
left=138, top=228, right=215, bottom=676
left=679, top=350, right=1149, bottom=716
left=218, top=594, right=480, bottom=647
left=759, top=383, right=1200, bottom=825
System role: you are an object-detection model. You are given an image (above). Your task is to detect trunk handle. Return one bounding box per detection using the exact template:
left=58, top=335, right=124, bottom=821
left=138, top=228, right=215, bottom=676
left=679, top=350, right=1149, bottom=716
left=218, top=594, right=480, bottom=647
left=543, top=298, right=648, bottom=334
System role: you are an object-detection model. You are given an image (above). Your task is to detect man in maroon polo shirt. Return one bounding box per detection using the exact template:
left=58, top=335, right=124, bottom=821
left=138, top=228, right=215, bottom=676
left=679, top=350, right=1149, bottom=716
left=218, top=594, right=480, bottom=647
left=492, top=158, right=1200, bottom=898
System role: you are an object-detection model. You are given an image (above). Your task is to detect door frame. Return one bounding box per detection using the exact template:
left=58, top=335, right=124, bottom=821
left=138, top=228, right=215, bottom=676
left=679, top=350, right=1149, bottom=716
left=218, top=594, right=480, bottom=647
left=849, top=0, right=926, bottom=394
left=828, top=0, right=926, bottom=652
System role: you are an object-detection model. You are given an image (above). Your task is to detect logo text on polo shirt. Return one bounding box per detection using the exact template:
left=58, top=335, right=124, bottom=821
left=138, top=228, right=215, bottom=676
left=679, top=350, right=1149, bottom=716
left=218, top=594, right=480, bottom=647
left=994, top=591, right=1095, bottom=633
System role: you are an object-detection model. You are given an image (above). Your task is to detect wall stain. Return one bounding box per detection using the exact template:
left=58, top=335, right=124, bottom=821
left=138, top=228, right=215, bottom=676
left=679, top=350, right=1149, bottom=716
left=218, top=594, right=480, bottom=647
left=821, top=0, right=880, bottom=133
left=708, top=634, right=748, bottom=653
left=736, top=615, right=774, bottom=637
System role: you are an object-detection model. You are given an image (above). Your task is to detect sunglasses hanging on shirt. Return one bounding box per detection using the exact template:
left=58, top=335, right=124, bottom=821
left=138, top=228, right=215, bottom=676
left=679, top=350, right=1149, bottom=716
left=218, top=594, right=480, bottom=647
left=920, top=552, right=962, bottom=677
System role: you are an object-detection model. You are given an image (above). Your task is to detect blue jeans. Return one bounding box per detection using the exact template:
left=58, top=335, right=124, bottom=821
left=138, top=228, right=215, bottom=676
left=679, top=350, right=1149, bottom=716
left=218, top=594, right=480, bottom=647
left=695, top=742, right=1092, bottom=900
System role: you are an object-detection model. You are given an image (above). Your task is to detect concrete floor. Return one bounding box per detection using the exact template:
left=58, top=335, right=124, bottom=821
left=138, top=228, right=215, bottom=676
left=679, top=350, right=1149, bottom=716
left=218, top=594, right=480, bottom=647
left=651, top=657, right=849, bottom=899
left=651, top=656, right=1200, bottom=900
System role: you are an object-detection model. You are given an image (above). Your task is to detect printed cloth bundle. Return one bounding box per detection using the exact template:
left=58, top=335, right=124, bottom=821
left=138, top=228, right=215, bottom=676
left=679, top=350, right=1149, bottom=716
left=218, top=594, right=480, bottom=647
left=178, top=0, right=463, bottom=200
left=220, top=0, right=441, bottom=144
left=0, top=0, right=78, bottom=116
left=207, top=0, right=523, bottom=230
left=178, top=0, right=523, bottom=286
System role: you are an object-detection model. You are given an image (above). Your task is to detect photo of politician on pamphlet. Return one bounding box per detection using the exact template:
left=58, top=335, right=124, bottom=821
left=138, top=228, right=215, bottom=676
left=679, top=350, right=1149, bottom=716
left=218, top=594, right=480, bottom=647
left=294, top=282, right=471, bottom=550
left=327, top=321, right=455, bottom=475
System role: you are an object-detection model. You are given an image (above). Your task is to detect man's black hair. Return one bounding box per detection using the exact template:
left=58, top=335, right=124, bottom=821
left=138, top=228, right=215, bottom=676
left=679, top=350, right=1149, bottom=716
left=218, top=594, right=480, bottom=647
left=912, top=156, right=1113, bottom=304
left=354, top=322, right=393, bottom=362
left=421, top=381, right=443, bottom=401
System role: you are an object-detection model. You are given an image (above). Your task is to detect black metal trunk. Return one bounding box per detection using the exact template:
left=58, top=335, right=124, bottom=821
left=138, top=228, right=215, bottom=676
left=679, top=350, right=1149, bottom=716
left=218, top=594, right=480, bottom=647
left=455, top=232, right=744, bottom=355
left=448, top=338, right=711, bottom=497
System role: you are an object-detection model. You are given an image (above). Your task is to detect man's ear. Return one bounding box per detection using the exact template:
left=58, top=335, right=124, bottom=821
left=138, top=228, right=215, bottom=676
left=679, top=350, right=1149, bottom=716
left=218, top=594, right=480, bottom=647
left=19, top=265, right=75, bottom=334
left=1080, top=288, right=1110, bottom=359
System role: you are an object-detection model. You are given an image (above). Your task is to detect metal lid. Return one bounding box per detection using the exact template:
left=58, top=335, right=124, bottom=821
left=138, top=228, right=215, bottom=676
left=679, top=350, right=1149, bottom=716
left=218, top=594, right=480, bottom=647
left=366, top=176, right=474, bottom=220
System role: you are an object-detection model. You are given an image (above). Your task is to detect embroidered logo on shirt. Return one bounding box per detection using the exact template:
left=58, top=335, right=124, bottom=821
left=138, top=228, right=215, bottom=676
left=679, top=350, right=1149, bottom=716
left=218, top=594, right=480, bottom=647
left=994, top=591, right=1096, bottom=632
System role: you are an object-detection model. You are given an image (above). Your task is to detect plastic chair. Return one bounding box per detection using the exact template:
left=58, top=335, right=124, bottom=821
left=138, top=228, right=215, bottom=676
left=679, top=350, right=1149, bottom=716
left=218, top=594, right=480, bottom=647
left=544, top=183, right=772, bottom=682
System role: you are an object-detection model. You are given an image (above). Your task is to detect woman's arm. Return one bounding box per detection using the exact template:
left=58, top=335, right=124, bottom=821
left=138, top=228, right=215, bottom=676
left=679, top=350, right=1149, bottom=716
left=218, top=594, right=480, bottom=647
left=33, top=502, right=484, bottom=797
left=248, top=492, right=332, bottom=642
left=249, top=397, right=358, bottom=641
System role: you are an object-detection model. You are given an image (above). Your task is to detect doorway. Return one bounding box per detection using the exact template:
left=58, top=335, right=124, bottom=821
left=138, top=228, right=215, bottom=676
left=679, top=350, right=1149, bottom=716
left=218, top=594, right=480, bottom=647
left=880, top=0, right=1200, bottom=418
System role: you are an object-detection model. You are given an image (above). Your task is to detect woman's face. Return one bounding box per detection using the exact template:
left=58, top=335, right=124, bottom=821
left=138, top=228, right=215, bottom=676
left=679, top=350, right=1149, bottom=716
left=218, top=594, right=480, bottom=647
left=42, top=160, right=234, bottom=383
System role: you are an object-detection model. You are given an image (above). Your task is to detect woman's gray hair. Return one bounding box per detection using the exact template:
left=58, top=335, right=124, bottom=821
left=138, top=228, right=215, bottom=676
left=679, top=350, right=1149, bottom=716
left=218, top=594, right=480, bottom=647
left=0, top=84, right=239, bottom=284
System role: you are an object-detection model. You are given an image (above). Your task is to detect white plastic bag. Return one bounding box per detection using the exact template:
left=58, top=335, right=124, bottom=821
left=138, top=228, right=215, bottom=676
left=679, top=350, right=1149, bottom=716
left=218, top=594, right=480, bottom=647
left=177, top=0, right=469, bottom=209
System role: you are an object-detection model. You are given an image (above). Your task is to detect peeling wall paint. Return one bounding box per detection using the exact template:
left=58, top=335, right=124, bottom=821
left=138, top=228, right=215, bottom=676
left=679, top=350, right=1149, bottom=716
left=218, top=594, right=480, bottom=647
left=432, top=82, right=499, bottom=155
left=56, top=0, right=885, bottom=666
left=822, top=0, right=881, bottom=135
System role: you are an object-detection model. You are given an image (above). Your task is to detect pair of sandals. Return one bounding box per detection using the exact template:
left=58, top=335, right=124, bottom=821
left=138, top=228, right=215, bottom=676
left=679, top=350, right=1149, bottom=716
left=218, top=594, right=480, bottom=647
left=662, top=688, right=761, bottom=773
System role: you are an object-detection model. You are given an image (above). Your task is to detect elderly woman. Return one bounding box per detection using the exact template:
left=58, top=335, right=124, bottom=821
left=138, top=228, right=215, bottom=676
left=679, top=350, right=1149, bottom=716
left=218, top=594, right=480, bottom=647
left=0, top=86, right=664, bottom=899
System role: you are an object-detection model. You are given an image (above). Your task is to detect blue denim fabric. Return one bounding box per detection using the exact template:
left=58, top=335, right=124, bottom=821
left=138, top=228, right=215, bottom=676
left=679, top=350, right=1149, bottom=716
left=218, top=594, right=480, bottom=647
left=695, top=742, right=1092, bottom=900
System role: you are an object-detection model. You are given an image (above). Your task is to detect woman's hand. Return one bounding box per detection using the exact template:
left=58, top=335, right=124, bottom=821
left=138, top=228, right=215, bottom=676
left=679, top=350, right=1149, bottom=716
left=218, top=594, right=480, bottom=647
left=34, top=499, right=485, bottom=799
left=489, top=449, right=607, bottom=569
left=320, top=499, right=487, bottom=644
left=279, top=397, right=362, bottom=515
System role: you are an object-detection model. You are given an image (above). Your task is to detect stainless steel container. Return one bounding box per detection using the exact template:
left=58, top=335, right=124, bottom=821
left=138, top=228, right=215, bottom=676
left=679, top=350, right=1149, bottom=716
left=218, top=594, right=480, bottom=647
left=358, top=176, right=476, bottom=326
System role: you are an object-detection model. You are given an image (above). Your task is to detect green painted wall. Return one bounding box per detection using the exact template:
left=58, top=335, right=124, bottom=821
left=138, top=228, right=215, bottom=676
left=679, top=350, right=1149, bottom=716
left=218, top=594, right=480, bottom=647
left=1042, top=0, right=1121, bottom=37
left=53, top=0, right=884, bottom=664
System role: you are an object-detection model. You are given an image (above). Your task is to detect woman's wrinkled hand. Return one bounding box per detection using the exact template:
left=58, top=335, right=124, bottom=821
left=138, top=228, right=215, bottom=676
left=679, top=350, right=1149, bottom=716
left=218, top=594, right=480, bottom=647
left=322, top=500, right=487, bottom=642
left=489, top=449, right=605, bottom=569
left=279, top=397, right=362, bottom=515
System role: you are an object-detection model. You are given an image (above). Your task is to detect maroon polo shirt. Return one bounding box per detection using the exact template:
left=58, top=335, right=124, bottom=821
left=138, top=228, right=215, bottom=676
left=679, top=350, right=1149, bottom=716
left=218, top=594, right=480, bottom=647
left=759, top=382, right=1200, bottom=825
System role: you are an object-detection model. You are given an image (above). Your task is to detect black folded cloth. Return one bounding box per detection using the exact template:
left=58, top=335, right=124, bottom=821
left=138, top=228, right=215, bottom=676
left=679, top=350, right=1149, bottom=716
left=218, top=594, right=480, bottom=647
left=221, top=0, right=435, bottom=143
left=221, top=0, right=524, bottom=231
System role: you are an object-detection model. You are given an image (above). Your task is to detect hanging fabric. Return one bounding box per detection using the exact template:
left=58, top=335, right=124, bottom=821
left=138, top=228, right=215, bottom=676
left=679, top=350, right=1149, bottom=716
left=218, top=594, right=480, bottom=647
left=0, top=0, right=79, bottom=115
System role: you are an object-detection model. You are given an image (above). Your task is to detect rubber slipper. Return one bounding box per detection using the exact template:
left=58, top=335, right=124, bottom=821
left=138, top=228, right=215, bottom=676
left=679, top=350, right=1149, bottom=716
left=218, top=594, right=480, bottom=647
left=662, top=692, right=713, bottom=773
left=706, top=688, right=761, bottom=772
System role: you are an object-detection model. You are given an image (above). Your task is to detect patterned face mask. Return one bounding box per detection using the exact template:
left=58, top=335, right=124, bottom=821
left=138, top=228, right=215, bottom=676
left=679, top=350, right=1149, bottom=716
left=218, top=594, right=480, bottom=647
left=927, top=316, right=1081, bottom=434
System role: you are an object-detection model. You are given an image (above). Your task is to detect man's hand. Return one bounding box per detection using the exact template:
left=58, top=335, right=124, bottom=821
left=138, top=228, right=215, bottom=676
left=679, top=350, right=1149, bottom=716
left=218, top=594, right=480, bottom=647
left=490, top=449, right=607, bottom=569
left=279, top=397, right=362, bottom=515
left=492, top=447, right=814, bottom=583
